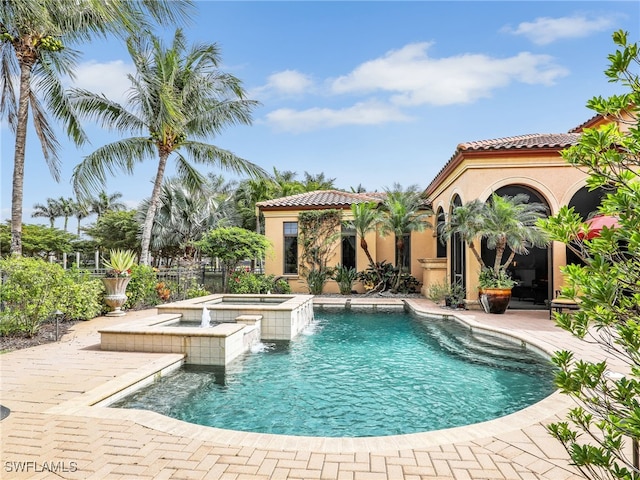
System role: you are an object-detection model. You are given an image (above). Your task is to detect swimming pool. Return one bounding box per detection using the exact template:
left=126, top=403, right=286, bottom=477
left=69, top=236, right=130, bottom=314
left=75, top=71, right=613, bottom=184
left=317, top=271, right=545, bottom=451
left=113, top=310, right=555, bottom=437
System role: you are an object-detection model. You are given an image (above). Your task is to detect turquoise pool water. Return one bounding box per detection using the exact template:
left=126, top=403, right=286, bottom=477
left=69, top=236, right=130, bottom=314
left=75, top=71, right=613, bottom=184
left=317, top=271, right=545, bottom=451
left=114, top=310, right=555, bottom=437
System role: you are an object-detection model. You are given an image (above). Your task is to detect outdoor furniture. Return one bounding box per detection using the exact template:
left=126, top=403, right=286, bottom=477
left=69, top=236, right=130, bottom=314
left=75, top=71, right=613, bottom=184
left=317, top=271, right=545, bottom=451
left=549, top=291, right=581, bottom=318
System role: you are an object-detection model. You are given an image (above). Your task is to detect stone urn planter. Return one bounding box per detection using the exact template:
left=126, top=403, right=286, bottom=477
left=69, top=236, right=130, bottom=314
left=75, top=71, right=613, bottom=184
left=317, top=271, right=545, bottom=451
left=478, top=287, right=512, bottom=314
left=101, top=249, right=137, bottom=317
left=102, top=277, right=131, bottom=316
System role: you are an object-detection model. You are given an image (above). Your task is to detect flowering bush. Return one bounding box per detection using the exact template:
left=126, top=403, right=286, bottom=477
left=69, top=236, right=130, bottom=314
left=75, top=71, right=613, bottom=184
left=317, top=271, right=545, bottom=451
left=155, top=282, right=171, bottom=301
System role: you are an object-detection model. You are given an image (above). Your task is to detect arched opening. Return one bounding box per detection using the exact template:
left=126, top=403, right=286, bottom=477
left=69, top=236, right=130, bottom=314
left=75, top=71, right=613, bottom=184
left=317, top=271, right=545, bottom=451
left=449, top=195, right=465, bottom=292
left=480, top=185, right=551, bottom=309
left=436, top=207, right=446, bottom=258
left=566, top=186, right=607, bottom=265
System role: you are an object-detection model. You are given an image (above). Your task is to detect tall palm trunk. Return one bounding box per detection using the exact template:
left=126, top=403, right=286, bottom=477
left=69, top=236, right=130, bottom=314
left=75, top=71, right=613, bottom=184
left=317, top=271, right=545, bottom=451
left=493, top=237, right=507, bottom=275
left=360, top=237, right=384, bottom=285
left=468, top=240, right=484, bottom=266
left=395, top=236, right=405, bottom=270
left=10, top=54, right=37, bottom=255
left=360, top=237, right=375, bottom=269
left=392, top=237, right=405, bottom=292
left=140, top=150, right=170, bottom=265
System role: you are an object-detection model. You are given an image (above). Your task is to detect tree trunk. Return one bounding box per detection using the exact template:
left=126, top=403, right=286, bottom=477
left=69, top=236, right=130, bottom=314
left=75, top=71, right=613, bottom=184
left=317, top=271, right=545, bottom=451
left=468, top=240, right=484, bottom=267
left=360, top=237, right=382, bottom=283
left=395, top=236, right=404, bottom=269
left=392, top=238, right=405, bottom=293
left=10, top=55, right=36, bottom=255
left=140, top=150, right=170, bottom=265
left=493, top=237, right=507, bottom=274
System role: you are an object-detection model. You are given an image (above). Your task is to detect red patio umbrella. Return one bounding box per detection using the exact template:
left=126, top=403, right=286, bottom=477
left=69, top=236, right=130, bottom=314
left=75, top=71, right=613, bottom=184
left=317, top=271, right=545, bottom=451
left=577, top=214, right=621, bottom=240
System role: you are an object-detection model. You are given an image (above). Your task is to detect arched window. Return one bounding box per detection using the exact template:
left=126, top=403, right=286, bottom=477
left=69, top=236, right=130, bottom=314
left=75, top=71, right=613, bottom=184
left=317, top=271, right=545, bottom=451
left=450, top=195, right=465, bottom=291
left=566, top=186, right=607, bottom=265
left=481, top=185, right=550, bottom=307
left=436, top=207, right=446, bottom=258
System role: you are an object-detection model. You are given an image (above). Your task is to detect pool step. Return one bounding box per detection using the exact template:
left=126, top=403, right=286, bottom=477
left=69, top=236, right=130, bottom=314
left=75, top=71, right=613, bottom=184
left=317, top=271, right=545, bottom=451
left=421, top=320, right=545, bottom=372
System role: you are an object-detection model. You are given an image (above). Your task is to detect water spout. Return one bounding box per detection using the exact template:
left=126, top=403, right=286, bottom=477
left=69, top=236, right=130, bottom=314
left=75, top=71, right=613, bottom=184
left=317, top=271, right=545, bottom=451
left=201, top=305, right=211, bottom=328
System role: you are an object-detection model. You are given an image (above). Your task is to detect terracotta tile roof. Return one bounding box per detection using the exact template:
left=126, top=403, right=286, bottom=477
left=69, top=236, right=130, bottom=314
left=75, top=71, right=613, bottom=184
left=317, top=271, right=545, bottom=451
left=569, top=113, right=603, bottom=133
left=257, top=190, right=384, bottom=210
left=457, top=133, right=580, bottom=151
left=424, top=132, right=581, bottom=198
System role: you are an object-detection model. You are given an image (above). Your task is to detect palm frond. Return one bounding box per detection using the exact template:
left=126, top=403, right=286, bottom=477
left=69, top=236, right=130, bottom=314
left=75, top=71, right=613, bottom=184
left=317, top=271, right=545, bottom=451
left=72, top=137, right=155, bottom=200
left=35, top=58, right=87, bottom=147
left=28, top=89, right=61, bottom=181
left=173, top=152, right=207, bottom=191
left=70, top=88, right=146, bottom=133
left=181, top=141, right=267, bottom=178
left=0, top=43, right=19, bottom=131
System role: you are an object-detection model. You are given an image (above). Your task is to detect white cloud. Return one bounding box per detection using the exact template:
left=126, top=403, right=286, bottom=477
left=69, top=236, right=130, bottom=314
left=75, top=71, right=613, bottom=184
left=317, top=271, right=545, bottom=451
left=503, top=14, right=618, bottom=45
left=265, top=100, right=411, bottom=133
left=252, top=70, right=314, bottom=99
left=70, top=60, right=133, bottom=104
left=331, top=43, right=568, bottom=106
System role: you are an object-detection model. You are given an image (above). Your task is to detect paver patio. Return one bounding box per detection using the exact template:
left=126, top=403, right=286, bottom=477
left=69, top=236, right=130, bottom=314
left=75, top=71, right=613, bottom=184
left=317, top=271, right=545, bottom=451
left=0, top=298, right=627, bottom=479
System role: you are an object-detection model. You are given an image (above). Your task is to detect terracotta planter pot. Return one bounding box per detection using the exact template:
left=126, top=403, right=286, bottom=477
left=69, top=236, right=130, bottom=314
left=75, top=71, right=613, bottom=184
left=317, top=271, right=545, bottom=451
left=102, top=277, right=131, bottom=316
left=478, top=287, right=512, bottom=314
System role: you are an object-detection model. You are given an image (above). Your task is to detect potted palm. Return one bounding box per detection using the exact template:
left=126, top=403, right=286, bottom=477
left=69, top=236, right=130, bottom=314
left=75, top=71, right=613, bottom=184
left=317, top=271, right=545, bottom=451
left=102, top=249, right=136, bottom=316
left=441, top=193, right=549, bottom=314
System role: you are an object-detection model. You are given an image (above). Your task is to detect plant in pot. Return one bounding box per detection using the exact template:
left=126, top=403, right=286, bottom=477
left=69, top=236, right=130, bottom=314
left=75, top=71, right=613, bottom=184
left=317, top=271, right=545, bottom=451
left=102, top=249, right=137, bottom=316
left=445, top=282, right=466, bottom=309
left=441, top=193, right=549, bottom=314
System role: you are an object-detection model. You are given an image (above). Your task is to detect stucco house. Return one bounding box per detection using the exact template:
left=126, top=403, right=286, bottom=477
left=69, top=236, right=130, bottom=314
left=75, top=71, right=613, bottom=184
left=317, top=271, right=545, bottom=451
left=256, top=190, right=432, bottom=294
left=257, top=113, right=617, bottom=304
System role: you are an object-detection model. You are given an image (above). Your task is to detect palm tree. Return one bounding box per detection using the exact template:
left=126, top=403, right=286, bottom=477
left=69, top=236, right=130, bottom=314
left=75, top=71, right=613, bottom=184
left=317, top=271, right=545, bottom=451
left=1, top=0, right=192, bottom=256
left=302, top=172, right=336, bottom=191
left=71, top=29, right=265, bottom=265
left=139, top=175, right=237, bottom=261
left=380, top=184, right=432, bottom=271
left=480, top=193, right=549, bottom=277
left=31, top=198, right=61, bottom=228
left=89, top=191, right=126, bottom=219
left=439, top=199, right=486, bottom=266
left=272, top=168, right=305, bottom=197
left=441, top=193, right=549, bottom=284
left=349, top=201, right=383, bottom=272
left=74, top=200, right=89, bottom=236
left=234, top=177, right=276, bottom=232
left=56, top=197, right=75, bottom=232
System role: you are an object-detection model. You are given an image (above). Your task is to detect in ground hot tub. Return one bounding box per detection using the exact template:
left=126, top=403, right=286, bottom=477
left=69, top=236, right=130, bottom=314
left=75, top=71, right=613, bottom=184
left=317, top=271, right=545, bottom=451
left=157, top=294, right=314, bottom=341
left=99, top=294, right=314, bottom=365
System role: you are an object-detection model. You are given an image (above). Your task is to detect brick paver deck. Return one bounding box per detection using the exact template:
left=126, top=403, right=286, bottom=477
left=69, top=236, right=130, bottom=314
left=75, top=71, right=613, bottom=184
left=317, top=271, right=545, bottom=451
left=1, top=298, right=624, bottom=479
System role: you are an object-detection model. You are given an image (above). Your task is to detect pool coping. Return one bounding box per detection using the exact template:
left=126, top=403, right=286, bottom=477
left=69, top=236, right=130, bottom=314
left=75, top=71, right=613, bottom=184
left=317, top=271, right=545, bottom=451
left=45, top=298, right=576, bottom=454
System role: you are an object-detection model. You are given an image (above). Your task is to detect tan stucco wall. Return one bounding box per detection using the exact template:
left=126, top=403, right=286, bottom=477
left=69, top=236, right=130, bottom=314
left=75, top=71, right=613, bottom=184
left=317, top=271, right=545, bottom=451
left=425, top=152, right=590, bottom=298
left=261, top=208, right=433, bottom=294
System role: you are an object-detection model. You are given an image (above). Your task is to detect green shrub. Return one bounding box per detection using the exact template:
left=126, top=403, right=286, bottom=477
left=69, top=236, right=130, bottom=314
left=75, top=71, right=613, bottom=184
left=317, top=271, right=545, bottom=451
left=124, top=265, right=160, bottom=309
left=332, top=264, right=358, bottom=295
left=306, top=269, right=332, bottom=295
left=395, top=273, right=421, bottom=294
left=59, top=268, right=103, bottom=320
left=272, top=277, right=291, bottom=294
left=357, top=261, right=395, bottom=291
left=0, top=257, right=66, bottom=336
left=228, top=271, right=292, bottom=294
left=426, top=279, right=450, bottom=304
left=185, top=281, right=210, bottom=299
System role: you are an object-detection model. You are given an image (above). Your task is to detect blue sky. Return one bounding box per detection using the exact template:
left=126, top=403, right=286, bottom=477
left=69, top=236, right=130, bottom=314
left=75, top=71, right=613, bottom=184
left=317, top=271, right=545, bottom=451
left=2, top=1, right=639, bottom=228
